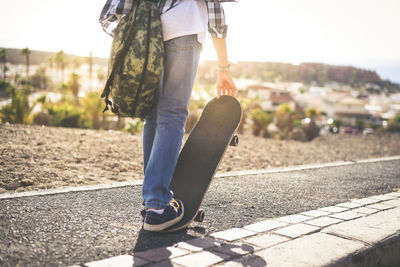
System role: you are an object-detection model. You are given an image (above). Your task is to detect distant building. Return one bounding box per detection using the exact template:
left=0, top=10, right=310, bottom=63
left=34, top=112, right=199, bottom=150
left=324, top=93, right=370, bottom=124
left=308, top=86, right=328, bottom=97
left=381, top=104, right=400, bottom=120
left=245, top=85, right=300, bottom=112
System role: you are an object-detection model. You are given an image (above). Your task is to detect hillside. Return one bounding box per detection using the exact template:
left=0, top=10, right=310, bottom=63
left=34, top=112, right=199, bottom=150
left=198, top=61, right=400, bottom=92
left=1, top=48, right=108, bottom=66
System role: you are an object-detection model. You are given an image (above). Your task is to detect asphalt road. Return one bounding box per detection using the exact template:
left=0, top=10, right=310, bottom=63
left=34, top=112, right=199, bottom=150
left=0, top=160, right=399, bottom=266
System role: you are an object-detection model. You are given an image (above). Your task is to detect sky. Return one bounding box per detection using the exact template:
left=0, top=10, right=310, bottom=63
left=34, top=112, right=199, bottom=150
left=1, top=0, right=399, bottom=82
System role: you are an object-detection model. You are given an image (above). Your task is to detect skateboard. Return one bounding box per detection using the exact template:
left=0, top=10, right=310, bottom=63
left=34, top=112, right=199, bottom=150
left=163, top=95, right=242, bottom=232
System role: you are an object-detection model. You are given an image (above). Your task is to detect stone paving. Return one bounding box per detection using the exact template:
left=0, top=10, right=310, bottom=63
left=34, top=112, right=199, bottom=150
left=79, top=191, right=400, bottom=267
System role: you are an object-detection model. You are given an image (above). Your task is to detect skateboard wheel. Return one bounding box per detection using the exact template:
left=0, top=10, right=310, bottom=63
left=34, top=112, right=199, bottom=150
left=229, top=134, right=239, bottom=147
left=140, top=208, right=146, bottom=218
left=194, top=209, right=205, bottom=222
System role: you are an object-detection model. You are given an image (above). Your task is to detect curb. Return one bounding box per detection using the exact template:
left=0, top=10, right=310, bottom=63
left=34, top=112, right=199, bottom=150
left=216, top=155, right=400, bottom=178
left=76, top=191, right=400, bottom=267
left=2, top=155, right=400, bottom=200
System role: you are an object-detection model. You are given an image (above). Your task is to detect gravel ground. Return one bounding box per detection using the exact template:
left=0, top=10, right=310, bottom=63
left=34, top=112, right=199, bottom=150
left=1, top=123, right=400, bottom=193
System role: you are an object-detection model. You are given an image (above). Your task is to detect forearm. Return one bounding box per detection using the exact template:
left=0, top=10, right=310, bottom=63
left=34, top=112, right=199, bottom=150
left=212, top=38, right=229, bottom=68
left=212, top=37, right=237, bottom=98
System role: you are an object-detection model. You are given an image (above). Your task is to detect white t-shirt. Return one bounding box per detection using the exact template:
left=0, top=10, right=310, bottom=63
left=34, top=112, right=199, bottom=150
left=160, top=0, right=208, bottom=44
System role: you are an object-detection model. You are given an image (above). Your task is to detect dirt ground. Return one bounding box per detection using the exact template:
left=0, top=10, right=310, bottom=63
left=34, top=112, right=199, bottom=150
left=1, top=123, right=400, bottom=193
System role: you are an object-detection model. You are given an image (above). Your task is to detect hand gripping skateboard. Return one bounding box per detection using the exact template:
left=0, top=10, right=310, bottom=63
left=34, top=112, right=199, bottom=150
left=163, top=95, right=242, bottom=232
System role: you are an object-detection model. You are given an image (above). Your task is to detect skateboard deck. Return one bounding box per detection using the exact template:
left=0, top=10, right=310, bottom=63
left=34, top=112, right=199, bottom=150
left=163, top=95, right=242, bottom=232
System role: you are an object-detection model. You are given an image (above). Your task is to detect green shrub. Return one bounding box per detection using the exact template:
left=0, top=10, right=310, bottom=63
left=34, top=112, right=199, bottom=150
left=289, top=127, right=307, bottom=141
left=305, top=108, right=320, bottom=119
left=0, top=85, right=42, bottom=124
left=250, top=108, right=274, bottom=136
left=45, top=102, right=88, bottom=128
left=294, top=119, right=302, bottom=127
left=0, top=81, right=12, bottom=97
left=275, top=104, right=295, bottom=137
left=302, top=121, right=320, bottom=141
left=387, top=115, right=400, bottom=133
left=125, top=119, right=144, bottom=134
left=30, top=67, right=48, bottom=90
left=356, top=118, right=365, bottom=131
left=333, top=119, right=342, bottom=128
left=81, top=92, right=103, bottom=129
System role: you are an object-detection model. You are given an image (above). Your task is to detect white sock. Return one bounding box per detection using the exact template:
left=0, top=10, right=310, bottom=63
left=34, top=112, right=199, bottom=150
left=148, top=208, right=164, bottom=214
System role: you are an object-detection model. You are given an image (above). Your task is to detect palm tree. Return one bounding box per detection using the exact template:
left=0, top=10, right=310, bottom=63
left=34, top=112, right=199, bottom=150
left=21, top=47, right=31, bottom=82
left=55, top=50, right=67, bottom=83
left=0, top=48, right=6, bottom=81
left=47, top=56, right=54, bottom=73
left=68, top=72, right=80, bottom=105
left=86, top=51, right=93, bottom=89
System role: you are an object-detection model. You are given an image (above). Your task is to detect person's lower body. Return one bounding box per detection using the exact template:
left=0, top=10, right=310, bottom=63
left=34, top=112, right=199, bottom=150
left=141, top=34, right=202, bottom=231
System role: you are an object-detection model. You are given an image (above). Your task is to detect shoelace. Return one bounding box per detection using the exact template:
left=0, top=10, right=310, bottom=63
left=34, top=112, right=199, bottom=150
left=170, top=198, right=180, bottom=211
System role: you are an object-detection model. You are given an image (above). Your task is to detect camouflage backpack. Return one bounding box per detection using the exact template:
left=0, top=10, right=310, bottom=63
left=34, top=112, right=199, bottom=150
left=101, top=0, right=163, bottom=119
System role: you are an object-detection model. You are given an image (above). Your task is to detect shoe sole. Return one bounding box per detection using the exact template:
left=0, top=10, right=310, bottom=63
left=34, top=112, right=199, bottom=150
left=143, top=204, right=184, bottom=232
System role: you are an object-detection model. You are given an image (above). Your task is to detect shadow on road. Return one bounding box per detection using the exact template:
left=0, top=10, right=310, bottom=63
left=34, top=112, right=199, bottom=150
left=133, top=227, right=200, bottom=252
left=132, top=228, right=267, bottom=266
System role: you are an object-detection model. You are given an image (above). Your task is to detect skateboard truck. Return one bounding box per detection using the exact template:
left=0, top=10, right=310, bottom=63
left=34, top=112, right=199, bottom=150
left=194, top=209, right=205, bottom=222
left=140, top=208, right=146, bottom=219
left=229, top=134, right=239, bottom=146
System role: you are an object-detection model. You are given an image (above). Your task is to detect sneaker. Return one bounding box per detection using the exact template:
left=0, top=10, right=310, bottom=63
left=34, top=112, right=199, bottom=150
left=143, top=198, right=184, bottom=231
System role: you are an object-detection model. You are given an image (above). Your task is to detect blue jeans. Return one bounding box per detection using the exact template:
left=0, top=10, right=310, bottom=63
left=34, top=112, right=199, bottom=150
left=142, top=34, right=202, bottom=209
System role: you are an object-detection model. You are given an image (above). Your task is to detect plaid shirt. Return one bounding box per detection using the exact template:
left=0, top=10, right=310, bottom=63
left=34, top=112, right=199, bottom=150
left=99, top=0, right=235, bottom=38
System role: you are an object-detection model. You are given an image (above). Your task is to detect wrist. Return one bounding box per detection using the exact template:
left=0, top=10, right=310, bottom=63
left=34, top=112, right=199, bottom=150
left=218, top=64, right=230, bottom=72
